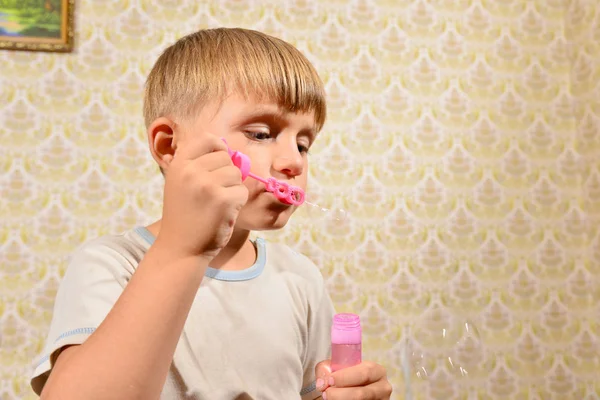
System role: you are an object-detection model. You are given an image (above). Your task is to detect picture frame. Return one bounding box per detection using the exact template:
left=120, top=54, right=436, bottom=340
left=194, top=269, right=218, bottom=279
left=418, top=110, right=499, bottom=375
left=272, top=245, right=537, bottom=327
left=0, top=0, right=74, bottom=53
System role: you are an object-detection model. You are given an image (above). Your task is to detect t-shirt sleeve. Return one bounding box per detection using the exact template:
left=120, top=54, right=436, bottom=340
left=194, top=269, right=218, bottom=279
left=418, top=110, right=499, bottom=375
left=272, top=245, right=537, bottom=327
left=300, top=276, right=336, bottom=400
left=30, top=237, right=136, bottom=395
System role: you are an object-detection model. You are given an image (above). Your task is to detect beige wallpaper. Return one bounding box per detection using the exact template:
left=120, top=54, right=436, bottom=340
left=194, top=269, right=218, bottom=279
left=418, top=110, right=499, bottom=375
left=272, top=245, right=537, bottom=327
left=2, top=0, right=600, bottom=399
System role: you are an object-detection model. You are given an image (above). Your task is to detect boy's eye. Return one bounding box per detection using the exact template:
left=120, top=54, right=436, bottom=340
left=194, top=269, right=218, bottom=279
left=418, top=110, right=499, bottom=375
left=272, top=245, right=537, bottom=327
left=245, top=130, right=310, bottom=154
left=298, top=144, right=310, bottom=154
left=245, top=131, right=272, bottom=140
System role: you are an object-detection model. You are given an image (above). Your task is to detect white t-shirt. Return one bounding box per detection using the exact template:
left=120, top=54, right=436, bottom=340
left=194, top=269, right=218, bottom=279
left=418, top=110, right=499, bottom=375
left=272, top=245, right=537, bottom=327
left=31, top=227, right=335, bottom=399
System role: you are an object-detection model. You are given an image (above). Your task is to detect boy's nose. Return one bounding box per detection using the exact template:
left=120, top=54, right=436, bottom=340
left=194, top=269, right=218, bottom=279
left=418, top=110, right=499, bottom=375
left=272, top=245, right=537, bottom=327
left=273, top=153, right=304, bottom=178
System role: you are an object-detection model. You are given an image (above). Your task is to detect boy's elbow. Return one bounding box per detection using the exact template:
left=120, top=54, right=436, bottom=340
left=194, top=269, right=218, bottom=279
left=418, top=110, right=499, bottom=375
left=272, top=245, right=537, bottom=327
left=37, top=346, right=81, bottom=400
left=38, top=369, right=71, bottom=400
left=39, top=348, right=158, bottom=400
left=39, top=387, right=54, bottom=400
left=39, top=379, right=64, bottom=400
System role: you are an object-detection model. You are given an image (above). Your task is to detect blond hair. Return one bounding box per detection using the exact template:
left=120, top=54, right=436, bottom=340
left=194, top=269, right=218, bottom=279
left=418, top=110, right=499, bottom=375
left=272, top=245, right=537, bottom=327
left=144, top=28, right=326, bottom=130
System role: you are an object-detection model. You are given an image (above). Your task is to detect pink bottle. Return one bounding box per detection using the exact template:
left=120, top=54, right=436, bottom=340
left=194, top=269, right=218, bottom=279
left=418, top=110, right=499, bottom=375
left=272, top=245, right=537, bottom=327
left=331, top=313, right=362, bottom=372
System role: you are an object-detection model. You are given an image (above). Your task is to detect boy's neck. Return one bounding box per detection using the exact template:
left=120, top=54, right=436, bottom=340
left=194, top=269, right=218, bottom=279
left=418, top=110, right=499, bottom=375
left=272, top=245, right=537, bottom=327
left=145, top=220, right=256, bottom=271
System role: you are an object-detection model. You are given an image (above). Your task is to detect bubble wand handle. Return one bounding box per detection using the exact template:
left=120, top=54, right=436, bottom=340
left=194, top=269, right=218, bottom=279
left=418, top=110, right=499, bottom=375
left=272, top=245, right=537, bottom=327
left=247, top=172, right=268, bottom=185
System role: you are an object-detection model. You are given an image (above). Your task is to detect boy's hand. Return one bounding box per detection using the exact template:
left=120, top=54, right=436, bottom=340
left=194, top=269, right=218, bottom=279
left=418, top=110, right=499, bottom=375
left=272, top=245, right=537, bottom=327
left=315, top=360, right=393, bottom=400
left=157, top=133, right=248, bottom=259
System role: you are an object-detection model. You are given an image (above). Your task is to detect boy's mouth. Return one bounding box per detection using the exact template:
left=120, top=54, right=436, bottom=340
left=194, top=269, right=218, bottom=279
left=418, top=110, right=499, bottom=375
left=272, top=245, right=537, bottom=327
left=265, top=200, right=293, bottom=211
left=259, top=189, right=293, bottom=207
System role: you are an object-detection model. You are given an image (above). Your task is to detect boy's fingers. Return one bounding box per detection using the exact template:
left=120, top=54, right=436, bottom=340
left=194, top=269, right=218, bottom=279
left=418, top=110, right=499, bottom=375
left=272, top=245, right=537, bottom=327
left=193, top=151, right=234, bottom=172
left=329, top=362, right=386, bottom=388
left=323, top=384, right=387, bottom=400
left=176, top=133, right=228, bottom=161
left=210, top=166, right=243, bottom=187
left=323, top=386, right=374, bottom=400
left=315, top=359, right=332, bottom=377
left=315, top=360, right=332, bottom=391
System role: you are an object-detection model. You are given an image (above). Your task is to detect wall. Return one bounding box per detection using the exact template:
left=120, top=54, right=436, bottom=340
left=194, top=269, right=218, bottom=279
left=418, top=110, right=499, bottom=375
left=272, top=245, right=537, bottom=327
left=1, top=0, right=600, bottom=399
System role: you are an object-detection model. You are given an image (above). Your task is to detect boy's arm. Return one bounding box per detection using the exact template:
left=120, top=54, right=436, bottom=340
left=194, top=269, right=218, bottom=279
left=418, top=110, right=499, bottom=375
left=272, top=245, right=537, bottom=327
left=39, top=133, right=248, bottom=400
left=41, top=243, right=209, bottom=400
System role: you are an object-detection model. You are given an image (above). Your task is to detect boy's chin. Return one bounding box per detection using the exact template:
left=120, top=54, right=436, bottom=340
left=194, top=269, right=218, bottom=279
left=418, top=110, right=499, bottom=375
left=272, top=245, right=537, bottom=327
left=236, top=206, right=295, bottom=231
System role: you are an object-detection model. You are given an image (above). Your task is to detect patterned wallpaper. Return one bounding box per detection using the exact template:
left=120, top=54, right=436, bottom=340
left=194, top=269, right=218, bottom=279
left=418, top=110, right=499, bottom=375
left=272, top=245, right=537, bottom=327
left=1, top=0, right=600, bottom=399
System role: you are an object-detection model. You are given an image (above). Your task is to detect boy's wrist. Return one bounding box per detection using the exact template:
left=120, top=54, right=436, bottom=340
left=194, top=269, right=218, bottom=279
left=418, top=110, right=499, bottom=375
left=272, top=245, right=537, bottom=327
left=149, top=236, right=213, bottom=272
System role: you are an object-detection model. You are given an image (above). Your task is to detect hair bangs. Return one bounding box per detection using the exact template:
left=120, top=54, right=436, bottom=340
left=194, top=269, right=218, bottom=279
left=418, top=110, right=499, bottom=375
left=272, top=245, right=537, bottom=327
left=144, top=28, right=327, bottom=131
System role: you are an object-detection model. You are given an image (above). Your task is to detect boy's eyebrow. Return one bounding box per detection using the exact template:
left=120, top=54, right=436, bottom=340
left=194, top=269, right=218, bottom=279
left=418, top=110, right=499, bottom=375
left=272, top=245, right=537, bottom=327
left=239, top=108, right=288, bottom=125
left=237, top=108, right=318, bottom=141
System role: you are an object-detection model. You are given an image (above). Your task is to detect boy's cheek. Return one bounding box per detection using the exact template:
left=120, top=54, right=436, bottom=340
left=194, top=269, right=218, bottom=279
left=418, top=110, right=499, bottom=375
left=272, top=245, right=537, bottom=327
left=243, top=180, right=265, bottom=198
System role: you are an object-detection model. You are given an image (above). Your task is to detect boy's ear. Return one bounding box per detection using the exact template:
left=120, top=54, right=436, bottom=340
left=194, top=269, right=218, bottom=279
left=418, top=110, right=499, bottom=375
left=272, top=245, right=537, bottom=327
left=147, top=117, right=178, bottom=170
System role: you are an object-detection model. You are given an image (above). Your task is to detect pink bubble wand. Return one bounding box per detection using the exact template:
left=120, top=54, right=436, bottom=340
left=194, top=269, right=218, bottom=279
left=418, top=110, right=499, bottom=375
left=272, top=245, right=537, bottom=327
left=222, top=139, right=306, bottom=206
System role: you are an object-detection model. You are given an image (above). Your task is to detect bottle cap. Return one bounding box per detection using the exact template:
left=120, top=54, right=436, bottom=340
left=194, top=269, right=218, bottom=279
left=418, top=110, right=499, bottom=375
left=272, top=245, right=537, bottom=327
left=331, top=313, right=362, bottom=345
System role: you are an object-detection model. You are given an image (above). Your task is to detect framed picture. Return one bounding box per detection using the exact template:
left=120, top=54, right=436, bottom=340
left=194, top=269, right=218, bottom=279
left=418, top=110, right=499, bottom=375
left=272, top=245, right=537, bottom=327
left=0, top=0, right=74, bottom=53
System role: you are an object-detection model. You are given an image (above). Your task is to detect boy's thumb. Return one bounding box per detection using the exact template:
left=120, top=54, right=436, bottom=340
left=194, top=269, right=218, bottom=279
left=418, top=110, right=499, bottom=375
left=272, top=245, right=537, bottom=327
left=315, top=359, right=332, bottom=378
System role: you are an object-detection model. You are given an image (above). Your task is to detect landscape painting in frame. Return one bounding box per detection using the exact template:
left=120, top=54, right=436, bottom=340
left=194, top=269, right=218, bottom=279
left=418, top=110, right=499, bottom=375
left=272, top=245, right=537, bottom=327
left=0, top=0, right=74, bottom=52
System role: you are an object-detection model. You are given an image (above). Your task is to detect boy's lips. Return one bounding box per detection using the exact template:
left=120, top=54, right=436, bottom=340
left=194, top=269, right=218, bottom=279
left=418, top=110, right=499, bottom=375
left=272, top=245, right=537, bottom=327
left=266, top=201, right=293, bottom=211
left=260, top=190, right=293, bottom=209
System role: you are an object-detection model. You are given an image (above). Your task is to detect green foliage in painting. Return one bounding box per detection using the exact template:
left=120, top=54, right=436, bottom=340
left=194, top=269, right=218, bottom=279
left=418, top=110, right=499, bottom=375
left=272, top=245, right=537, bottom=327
left=0, top=0, right=63, bottom=38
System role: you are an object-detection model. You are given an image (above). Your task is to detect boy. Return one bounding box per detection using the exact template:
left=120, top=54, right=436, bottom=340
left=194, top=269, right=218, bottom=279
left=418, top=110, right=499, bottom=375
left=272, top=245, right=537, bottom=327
left=31, top=28, right=392, bottom=399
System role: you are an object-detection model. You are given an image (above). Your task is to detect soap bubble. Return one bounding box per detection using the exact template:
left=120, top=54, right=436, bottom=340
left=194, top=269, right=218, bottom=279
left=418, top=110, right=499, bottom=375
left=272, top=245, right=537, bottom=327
left=304, top=200, right=350, bottom=223
left=402, top=307, right=486, bottom=400
left=299, top=187, right=351, bottom=224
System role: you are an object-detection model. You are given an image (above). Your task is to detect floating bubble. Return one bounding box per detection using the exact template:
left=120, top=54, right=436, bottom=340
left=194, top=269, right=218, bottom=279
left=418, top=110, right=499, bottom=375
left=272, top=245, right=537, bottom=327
left=304, top=200, right=350, bottom=223
left=402, top=307, right=486, bottom=400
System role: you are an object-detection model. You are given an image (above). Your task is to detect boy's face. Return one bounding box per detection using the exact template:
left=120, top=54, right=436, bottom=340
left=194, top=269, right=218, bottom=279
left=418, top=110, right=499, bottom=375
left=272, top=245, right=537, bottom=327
left=179, top=93, right=317, bottom=231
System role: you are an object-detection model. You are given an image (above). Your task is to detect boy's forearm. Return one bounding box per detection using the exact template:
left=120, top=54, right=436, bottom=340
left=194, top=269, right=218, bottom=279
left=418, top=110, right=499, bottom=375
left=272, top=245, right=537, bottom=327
left=41, top=242, right=209, bottom=400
